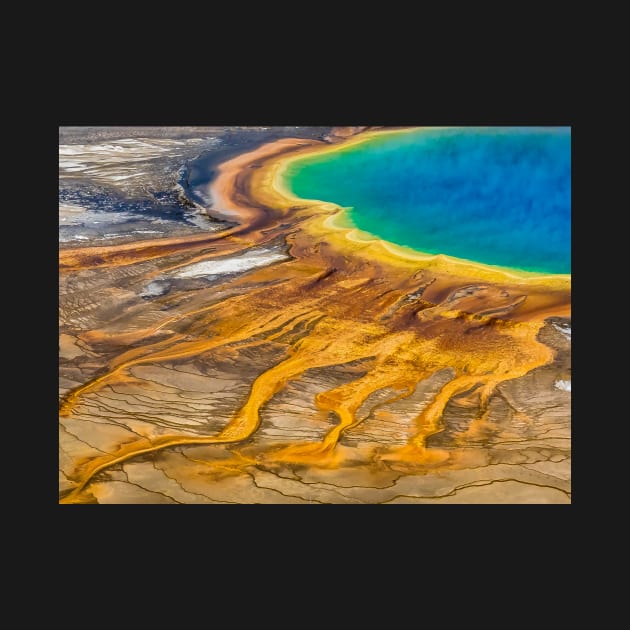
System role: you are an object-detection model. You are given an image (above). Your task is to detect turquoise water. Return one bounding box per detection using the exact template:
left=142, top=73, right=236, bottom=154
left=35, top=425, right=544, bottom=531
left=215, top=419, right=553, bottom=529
left=284, top=127, right=571, bottom=274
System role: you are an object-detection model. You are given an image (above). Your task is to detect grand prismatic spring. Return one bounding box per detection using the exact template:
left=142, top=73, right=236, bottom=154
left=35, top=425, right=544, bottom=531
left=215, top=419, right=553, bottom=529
left=59, top=126, right=571, bottom=504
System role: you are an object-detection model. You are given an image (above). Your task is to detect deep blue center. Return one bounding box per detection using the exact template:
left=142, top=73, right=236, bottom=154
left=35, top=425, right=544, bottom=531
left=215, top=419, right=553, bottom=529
left=284, top=127, right=571, bottom=274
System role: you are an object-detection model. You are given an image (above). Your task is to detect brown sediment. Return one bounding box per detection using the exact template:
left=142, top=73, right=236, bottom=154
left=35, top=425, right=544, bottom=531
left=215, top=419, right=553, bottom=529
left=58, top=138, right=325, bottom=274
left=59, top=128, right=570, bottom=504
left=59, top=228, right=242, bottom=272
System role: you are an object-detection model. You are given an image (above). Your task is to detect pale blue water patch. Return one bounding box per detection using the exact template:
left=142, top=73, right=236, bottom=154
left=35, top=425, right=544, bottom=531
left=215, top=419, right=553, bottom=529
left=283, top=127, right=571, bottom=275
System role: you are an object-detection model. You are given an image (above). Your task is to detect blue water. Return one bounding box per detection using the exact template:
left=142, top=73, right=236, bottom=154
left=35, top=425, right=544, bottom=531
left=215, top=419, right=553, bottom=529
left=284, top=127, right=571, bottom=274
